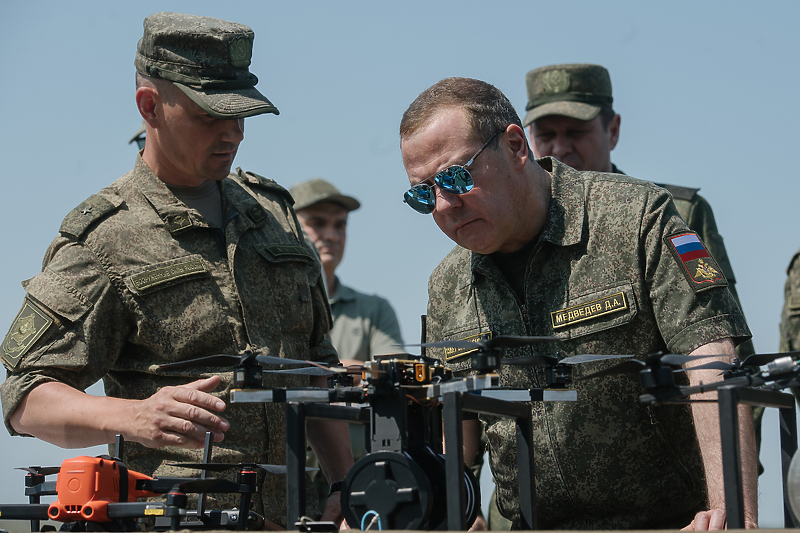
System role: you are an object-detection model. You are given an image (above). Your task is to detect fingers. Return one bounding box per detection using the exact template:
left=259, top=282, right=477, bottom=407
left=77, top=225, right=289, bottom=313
left=130, top=376, right=230, bottom=449
left=683, top=510, right=726, bottom=531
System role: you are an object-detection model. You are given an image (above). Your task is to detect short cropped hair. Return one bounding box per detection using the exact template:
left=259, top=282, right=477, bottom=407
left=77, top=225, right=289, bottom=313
left=400, top=77, right=523, bottom=149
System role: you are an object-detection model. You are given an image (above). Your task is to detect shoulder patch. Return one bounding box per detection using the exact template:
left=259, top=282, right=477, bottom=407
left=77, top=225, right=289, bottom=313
left=1, top=298, right=55, bottom=370
left=655, top=183, right=700, bottom=202
left=235, top=167, right=293, bottom=203
left=60, top=193, right=122, bottom=240
left=665, top=231, right=728, bottom=292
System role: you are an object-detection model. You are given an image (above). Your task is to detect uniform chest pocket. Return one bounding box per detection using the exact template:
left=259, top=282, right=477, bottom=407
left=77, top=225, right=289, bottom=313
left=549, top=282, right=638, bottom=340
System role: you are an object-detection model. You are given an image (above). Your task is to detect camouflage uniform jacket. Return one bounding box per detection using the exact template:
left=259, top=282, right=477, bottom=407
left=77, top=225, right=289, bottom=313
left=425, top=157, right=751, bottom=529
left=612, top=165, right=754, bottom=359
left=1, top=156, right=337, bottom=524
left=780, top=249, right=800, bottom=353
left=329, top=278, right=404, bottom=362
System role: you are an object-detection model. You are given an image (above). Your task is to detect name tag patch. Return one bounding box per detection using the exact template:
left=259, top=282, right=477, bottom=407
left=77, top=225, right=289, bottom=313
left=444, top=331, right=492, bottom=361
left=130, top=257, right=208, bottom=291
left=665, top=232, right=728, bottom=292
left=1, top=299, right=54, bottom=369
left=551, top=292, right=628, bottom=330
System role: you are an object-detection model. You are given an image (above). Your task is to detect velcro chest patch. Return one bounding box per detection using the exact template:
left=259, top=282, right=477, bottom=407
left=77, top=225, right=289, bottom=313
left=665, top=232, right=728, bottom=292
left=551, top=292, right=628, bottom=329
left=444, top=331, right=492, bottom=362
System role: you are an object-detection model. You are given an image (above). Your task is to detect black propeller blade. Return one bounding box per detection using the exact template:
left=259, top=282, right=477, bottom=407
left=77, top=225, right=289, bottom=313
left=168, top=462, right=318, bottom=474
left=16, top=466, right=61, bottom=476
left=503, top=354, right=631, bottom=367
left=404, top=335, right=560, bottom=353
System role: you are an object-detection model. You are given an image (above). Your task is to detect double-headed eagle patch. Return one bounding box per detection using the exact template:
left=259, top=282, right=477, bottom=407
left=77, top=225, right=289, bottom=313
left=665, top=232, right=728, bottom=293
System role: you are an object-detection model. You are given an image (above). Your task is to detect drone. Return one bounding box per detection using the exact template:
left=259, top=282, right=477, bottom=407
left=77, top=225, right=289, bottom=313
left=0, top=435, right=289, bottom=532
left=164, top=337, right=642, bottom=530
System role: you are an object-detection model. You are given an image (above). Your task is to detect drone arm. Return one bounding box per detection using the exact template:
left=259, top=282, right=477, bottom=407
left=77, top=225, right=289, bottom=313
left=685, top=338, right=758, bottom=529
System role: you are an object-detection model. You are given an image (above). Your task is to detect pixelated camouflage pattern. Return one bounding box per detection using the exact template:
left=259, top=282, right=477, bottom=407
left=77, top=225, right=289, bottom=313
left=523, top=64, right=613, bottom=126
left=780, top=250, right=800, bottom=353
left=424, top=158, right=750, bottom=529
left=653, top=180, right=755, bottom=359
left=1, top=156, right=336, bottom=526
left=135, top=12, right=278, bottom=119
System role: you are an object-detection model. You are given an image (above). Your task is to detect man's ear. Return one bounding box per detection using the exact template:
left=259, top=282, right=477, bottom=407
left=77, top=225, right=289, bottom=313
left=506, top=124, right=529, bottom=170
left=135, top=86, right=159, bottom=128
left=608, top=113, right=621, bottom=151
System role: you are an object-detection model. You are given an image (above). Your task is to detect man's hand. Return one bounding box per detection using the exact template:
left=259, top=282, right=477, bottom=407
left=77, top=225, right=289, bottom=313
left=681, top=509, right=758, bottom=530
left=320, top=492, right=347, bottom=528
left=127, top=376, right=229, bottom=448
left=10, top=376, right=228, bottom=449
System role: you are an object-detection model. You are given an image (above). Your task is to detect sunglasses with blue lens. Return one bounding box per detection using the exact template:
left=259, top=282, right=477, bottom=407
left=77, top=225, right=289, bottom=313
left=403, top=130, right=502, bottom=214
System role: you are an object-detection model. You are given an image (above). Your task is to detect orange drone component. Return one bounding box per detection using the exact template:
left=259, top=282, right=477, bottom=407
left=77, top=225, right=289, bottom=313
left=47, top=456, right=157, bottom=522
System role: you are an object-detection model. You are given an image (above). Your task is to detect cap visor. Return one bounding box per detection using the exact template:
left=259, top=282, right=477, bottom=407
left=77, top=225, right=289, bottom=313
left=175, top=83, right=280, bottom=119
left=523, top=101, right=601, bottom=126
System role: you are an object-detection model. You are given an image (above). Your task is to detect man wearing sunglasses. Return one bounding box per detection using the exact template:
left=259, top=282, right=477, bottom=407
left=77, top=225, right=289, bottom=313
left=400, top=77, right=757, bottom=529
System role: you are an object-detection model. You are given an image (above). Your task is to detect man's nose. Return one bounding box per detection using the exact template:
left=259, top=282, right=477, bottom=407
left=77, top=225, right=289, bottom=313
left=551, top=135, right=571, bottom=158
left=222, top=118, right=245, bottom=143
left=433, top=186, right=463, bottom=214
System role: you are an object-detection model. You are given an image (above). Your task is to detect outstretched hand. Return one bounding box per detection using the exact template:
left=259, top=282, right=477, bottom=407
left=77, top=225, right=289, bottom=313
left=681, top=509, right=758, bottom=530
left=127, top=376, right=229, bottom=448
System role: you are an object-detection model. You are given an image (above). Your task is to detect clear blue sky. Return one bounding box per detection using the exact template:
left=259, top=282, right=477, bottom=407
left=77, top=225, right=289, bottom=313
left=1, top=0, right=798, bottom=528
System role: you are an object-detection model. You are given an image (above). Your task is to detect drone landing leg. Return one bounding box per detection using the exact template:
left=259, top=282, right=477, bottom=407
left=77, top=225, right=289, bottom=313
left=443, top=392, right=465, bottom=531
left=718, top=387, right=746, bottom=529
left=779, top=398, right=799, bottom=526
left=196, top=432, right=213, bottom=524
left=286, top=402, right=307, bottom=528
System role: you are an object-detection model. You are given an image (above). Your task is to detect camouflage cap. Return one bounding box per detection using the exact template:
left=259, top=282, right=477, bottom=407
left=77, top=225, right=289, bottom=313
left=522, top=63, right=612, bottom=126
left=128, top=120, right=146, bottom=145
left=135, top=12, right=279, bottom=119
left=289, top=179, right=361, bottom=212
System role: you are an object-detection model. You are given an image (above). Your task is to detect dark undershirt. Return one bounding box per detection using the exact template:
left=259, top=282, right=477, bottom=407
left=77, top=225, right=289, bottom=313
left=167, top=180, right=223, bottom=228
left=490, top=237, right=539, bottom=304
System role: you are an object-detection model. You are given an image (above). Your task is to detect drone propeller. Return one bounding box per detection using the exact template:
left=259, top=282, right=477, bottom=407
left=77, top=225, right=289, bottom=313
left=16, top=466, right=61, bottom=476
left=581, top=352, right=729, bottom=381
left=158, top=351, right=326, bottom=371
left=168, top=462, right=318, bottom=474
left=405, top=335, right=560, bottom=353
left=672, top=350, right=800, bottom=374
left=502, top=354, right=631, bottom=367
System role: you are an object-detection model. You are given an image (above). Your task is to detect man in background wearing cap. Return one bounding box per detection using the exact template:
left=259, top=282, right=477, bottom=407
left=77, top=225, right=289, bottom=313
left=290, top=178, right=404, bottom=508
left=290, top=178, right=404, bottom=366
left=1, top=12, right=352, bottom=527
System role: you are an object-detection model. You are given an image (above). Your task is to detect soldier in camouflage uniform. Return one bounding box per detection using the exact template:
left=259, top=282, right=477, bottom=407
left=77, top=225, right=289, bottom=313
left=0, top=13, right=352, bottom=527
left=399, top=77, right=757, bottom=529
left=780, top=250, right=800, bottom=355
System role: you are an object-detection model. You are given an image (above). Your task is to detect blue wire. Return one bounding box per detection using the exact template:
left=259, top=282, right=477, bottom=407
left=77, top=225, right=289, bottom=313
left=360, top=510, right=382, bottom=530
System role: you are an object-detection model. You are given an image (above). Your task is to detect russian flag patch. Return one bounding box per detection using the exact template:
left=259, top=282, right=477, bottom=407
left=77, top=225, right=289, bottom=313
left=665, top=232, right=728, bottom=292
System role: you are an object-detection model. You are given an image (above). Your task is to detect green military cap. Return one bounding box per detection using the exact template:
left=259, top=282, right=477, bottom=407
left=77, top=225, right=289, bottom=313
left=289, top=178, right=361, bottom=212
left=522, top=63, right=612, bottom=127
left=135, top=12, right=279, bottom=120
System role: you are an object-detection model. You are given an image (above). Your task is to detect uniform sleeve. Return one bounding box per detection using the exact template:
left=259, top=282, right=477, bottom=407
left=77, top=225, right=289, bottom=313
left=643, top=190, right=751, bottom=354
left=368, top=297, right=404, bottom=356
left=306, top=266, right=338, bottom=366
left=677, top=195, right=755, bottom=357
left=1, top=238, right=129, bottom=436
left=780, top=251, right=800, bottom=353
